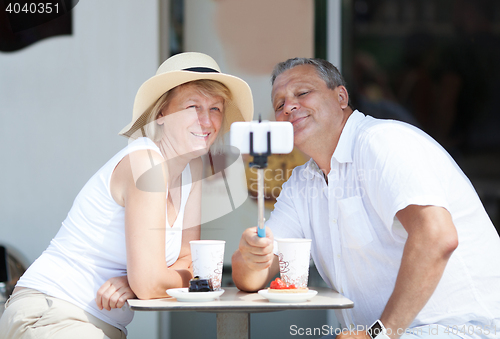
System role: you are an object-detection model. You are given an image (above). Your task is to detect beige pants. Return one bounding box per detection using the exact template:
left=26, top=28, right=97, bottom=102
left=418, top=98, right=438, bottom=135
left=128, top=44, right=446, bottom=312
left=0, top=288, right=126, bottom=339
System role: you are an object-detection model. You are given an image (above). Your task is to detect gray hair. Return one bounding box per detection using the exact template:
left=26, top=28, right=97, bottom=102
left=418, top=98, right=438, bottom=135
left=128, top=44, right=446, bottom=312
left=271, top=58, right=352, bottom=108
left=271, top=57, right=348, bottom=90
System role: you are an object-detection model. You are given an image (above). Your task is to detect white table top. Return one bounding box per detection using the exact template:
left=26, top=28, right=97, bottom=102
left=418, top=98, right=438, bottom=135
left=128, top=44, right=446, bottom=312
left=128, top=287, right=354, bottom=313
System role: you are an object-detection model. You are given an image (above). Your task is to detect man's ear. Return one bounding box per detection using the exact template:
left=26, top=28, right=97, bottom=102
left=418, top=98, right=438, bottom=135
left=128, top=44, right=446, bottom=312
left=337, top=86, right=349, bottom=109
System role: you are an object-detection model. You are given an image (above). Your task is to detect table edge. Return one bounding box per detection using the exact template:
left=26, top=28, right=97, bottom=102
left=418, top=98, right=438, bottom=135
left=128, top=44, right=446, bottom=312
left=127, top=287, right=354, bottom=312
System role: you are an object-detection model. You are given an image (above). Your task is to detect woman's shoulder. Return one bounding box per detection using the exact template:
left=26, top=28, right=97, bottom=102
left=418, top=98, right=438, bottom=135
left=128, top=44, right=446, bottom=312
left=125, top=137, right=162, bottom=156
left=121, top=138, right=163, bottom=174
left=112, top=147, right=166, bottom=197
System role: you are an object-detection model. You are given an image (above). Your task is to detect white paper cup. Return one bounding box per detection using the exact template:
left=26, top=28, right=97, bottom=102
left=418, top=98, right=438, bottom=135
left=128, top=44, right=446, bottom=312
left=189, top=240, right=225, bottom=290
left=276, top=238, right=312, bottom=288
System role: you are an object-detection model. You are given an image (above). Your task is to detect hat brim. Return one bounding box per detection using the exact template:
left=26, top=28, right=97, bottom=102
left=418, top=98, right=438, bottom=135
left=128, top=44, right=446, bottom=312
left=119, top=70, right=253, bottom=137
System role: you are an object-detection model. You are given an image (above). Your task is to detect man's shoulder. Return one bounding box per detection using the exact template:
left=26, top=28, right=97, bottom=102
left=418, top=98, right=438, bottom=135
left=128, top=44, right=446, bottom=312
left=356, top=115, right=407, bottom=135
left=354, top=115, right=427, bottom=146
left=352, top=115, right=447, bottom=167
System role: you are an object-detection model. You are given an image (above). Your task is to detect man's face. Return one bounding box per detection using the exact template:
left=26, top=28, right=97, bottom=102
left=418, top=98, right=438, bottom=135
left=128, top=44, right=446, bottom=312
left=271, top=64, right=345, bottom=150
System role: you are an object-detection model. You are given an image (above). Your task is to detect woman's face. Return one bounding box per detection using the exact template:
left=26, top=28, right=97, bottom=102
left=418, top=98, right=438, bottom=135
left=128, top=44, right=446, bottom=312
left=157, top=83, right=224, bottom=157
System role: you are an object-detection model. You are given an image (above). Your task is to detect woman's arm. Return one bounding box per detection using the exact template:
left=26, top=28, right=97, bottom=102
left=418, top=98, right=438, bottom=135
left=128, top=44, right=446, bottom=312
left=166, top=157, right=203, bottom=278
left=111, top=150, right=199, bottom=299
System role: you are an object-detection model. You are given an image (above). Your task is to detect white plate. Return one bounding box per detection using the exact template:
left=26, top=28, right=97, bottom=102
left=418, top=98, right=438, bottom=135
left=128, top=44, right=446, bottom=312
left=166, top=288, right=225, bottom=302
left=258, top=289, right=318, bottom=303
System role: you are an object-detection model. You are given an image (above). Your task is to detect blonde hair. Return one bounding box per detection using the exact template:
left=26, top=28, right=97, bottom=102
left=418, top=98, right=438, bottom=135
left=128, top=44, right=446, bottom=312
left=139, top=79, right=231, bottom=153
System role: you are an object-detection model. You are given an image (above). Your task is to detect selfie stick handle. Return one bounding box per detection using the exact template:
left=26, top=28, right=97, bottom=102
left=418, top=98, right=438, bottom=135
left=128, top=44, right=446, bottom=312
left=257, top=168, right=266, bottom=237
left=249, top=126, right=271, bottom=238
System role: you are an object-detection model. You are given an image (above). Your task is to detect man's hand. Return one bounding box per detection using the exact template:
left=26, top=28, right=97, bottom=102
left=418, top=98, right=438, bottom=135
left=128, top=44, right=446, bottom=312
left=96, top=275, right=136, bottom=311
left=232, top=226, right=279, bottom=292
left=238, top=226, right=275, bottom=270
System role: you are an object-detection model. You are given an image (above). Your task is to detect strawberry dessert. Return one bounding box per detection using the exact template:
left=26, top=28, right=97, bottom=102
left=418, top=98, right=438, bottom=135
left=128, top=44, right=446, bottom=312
left=268, top=278, right=309, bottom=293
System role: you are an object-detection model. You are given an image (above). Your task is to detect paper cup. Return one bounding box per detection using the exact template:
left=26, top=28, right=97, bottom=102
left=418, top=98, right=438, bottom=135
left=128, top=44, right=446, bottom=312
left=276, top=238, right=312, bottom=288
left=190, top=240, right=225, bottom=290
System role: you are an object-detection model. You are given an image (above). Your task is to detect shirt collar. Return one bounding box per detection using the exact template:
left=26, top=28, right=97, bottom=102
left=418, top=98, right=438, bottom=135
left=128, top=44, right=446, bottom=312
left=304, top=158, right=323, bottom=179
left=331, top=110, right=365, bottom=165
left=304, top=110, right=365, bottom=178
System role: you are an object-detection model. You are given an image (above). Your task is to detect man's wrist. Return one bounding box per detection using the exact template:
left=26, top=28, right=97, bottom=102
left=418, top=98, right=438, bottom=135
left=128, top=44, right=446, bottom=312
left=367, top=320, right=391, bottom=339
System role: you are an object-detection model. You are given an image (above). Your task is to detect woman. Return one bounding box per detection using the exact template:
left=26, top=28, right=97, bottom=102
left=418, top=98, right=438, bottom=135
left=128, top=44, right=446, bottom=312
left=0, top=52, right=253, bottom=338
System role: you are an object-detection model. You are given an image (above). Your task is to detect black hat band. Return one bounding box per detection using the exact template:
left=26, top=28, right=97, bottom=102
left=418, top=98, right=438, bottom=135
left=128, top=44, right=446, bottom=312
left=183, top=67, right=220, bottom=73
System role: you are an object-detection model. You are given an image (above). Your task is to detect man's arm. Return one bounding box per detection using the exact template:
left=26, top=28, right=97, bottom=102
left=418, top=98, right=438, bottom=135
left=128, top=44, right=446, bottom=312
left=232, top=226, right=280, bottom=292
left=380, top=204, right=458, bottom=337
left=337, top=204, right=458, bottom=339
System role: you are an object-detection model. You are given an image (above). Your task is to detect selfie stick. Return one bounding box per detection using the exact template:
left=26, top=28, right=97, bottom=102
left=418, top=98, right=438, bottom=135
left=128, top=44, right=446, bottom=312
left=230, top=118, right=293, bottom=238
left=249, top=119, right=271, bottom=238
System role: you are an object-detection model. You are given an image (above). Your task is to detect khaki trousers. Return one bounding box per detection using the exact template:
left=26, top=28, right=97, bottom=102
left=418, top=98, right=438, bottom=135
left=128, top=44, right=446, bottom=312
left=0, top=288, right=126, bottom=339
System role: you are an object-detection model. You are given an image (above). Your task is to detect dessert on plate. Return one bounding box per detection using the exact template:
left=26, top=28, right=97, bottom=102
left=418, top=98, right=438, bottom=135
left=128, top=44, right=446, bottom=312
left=188, top=276, right=213, bottom=292
left=267, top=277, right=309, bottom=293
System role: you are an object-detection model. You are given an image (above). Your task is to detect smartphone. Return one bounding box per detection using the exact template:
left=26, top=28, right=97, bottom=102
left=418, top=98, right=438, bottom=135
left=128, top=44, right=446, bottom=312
left=230, top=121, right=294, bottom=154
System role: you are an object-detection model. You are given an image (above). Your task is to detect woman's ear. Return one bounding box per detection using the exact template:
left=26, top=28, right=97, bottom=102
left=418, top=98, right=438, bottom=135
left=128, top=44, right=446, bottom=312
left=156, top=111, right=164, bottom=125
left=337, top=86, right=349, bottom=109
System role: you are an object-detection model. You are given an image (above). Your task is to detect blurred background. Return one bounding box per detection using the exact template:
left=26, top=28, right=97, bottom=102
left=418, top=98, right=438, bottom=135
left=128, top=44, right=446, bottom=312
left=1, top=0, right=499, bottom=338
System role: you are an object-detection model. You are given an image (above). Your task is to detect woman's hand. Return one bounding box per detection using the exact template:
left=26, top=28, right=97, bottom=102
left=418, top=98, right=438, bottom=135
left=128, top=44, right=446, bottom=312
left=96, top=276, right=136, bottom=311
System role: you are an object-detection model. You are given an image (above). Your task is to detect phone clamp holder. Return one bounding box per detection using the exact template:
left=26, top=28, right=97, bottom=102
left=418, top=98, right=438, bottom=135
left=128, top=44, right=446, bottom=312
left=249, top=131, right=271, bottom=169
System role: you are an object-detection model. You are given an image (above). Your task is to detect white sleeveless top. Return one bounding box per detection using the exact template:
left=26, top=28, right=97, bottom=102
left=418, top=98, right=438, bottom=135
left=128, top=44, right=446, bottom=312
left=17, top=137, right=192, bottom=333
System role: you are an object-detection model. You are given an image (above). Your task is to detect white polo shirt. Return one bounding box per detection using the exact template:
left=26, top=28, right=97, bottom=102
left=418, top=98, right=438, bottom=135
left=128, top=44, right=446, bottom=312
left=267, top=111, right=500, bottom=337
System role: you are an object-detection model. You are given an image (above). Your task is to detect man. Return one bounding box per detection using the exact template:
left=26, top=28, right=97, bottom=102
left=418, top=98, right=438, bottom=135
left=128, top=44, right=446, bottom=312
left=232, top=58, right=500, bottom=339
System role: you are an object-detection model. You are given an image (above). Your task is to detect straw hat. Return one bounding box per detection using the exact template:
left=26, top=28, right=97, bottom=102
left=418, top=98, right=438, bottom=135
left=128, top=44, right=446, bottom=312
left=119, top=52, right=254, bottom=138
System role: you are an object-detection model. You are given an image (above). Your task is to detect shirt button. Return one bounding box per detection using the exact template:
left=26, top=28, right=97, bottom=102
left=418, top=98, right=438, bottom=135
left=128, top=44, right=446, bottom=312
left=337, top=254, right=341, bottom=259
left=332, top=219, right=337, bottom=224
